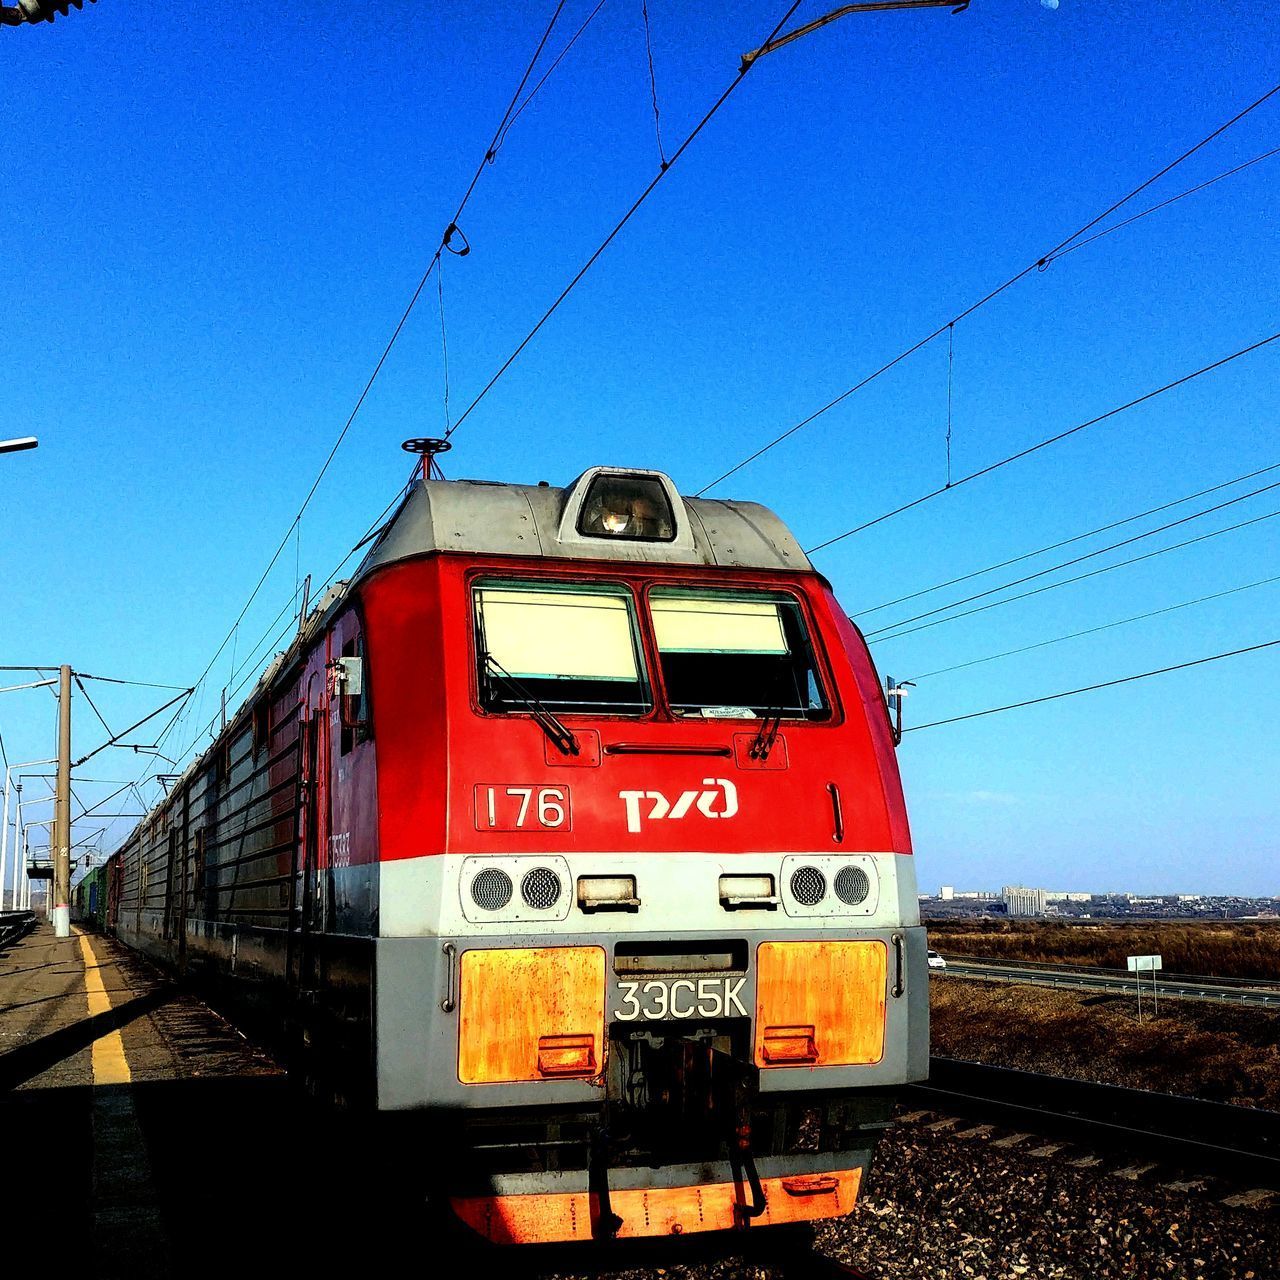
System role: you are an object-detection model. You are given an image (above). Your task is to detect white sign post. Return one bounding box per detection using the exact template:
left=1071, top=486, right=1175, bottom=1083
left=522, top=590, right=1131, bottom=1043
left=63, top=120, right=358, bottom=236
left=1127, top=954, right=1163, bottom=1018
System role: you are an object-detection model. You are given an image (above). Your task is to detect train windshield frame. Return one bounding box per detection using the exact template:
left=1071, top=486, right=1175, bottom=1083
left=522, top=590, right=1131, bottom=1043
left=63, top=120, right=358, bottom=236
left=648, top=587, right=831, bottom=721
left=473, top=578, right=653, bottom=716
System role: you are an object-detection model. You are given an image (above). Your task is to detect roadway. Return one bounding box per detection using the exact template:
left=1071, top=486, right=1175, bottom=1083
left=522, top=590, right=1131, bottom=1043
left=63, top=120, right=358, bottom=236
left=937, top=956, right=1280, bottom=1007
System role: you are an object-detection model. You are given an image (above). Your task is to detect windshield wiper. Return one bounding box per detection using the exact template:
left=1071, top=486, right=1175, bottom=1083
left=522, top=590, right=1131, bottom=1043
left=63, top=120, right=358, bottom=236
left=749, top=703, right=784, bottom=761
left=483, top=654, right=581, bottom=758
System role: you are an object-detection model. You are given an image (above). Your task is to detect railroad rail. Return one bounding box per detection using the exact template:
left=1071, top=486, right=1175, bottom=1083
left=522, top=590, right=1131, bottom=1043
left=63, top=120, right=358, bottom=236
left=908, top=1056, right=1280, bottom=1187
left=0, top=910, right=36, bottom=949
left=937, top=955, right=1280, bottom=1007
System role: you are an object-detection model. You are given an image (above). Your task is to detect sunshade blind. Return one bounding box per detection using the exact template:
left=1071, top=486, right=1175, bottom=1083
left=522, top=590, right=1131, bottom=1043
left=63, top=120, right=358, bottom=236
left=652, top=596, right=788, bottom=655
left=477, top=588, right=638, bottom=681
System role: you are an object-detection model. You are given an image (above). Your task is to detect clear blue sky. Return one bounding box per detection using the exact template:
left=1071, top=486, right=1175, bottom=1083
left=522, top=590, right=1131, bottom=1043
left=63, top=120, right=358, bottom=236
left=1, top=2, right=1277, bottom=895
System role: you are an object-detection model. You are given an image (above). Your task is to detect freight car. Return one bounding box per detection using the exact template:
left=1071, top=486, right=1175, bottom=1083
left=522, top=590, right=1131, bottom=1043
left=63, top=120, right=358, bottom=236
left=103, top=464, right=928, bottom=1244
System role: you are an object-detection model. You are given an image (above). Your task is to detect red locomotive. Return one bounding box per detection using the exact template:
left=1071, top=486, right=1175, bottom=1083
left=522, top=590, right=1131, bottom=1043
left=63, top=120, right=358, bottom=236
left=101, top=465, right=928, bottom=1243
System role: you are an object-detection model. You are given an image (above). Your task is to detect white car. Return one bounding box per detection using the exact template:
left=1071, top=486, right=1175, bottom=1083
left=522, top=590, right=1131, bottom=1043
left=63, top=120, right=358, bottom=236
left=926, top=949, right=947, bottom=971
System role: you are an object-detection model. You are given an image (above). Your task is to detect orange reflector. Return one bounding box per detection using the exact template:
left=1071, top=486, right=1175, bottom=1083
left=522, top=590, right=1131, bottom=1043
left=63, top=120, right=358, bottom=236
left=755, top=940, right=887, bottom=1068
left=458, top=947, right=605, bottom=1084
left=451, top=1168, right=862, bottom=1244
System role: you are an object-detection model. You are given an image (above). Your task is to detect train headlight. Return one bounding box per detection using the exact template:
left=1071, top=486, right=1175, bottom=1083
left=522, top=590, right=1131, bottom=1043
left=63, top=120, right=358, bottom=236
left=471, top=868, right=514, bottom=911
left=834, top=865, right=871, bottom=906
left=780, top=855, right=880, bottom=917
left=521, top=867, right=564, bottom=910
left=577, top=474, right=676, bottom=541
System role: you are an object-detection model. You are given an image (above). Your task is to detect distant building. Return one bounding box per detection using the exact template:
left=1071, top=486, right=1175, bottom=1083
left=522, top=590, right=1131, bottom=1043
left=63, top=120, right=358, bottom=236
left=1045, top=891, right=1091, bottom=903
left=939, top=885, right=955, bottom=900
left=1002, top=885, right=1047, bottom=917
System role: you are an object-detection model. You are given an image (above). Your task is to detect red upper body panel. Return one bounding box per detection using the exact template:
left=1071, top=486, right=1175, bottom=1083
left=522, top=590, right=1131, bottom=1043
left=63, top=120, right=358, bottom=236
left=359, top=553, right=912, bottom=862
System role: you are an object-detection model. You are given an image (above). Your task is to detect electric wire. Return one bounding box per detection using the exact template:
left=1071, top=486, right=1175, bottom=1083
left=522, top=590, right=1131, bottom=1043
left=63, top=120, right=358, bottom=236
left=77, top=673, right=192, bottom=691
left=641, top=0, right=668, bottom=168
left=904, top=637, right=1280, bottom=733
left=863, top=473, right=1280, bottom=638
left=873, top=504, right=1280, bottom=644
left=906, top=571, right=1280, bottom=683
left=171, top=0, right=572, bottom=733
left=696, top=81, right=1280, bottom=496
left=855, top=459, right=1280, bottom=617
left=163, top=484, right=410, bottom=767
left=443, top=0, right=807, bottom=442
left=491, top=0, right=609, bottom=159
left=804, top=330, right=1280, bottom=555
left=1040, top=143, right=1280, bottom=269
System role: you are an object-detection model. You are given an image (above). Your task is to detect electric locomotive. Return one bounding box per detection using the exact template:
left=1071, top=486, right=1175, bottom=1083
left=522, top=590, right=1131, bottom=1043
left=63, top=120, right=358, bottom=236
left=105, top=464, right=928, bottom=1244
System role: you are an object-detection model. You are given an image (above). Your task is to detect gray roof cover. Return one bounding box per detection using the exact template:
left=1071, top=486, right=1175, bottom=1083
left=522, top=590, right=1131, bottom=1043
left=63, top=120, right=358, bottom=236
left=355, top=466, right=811, bottom=581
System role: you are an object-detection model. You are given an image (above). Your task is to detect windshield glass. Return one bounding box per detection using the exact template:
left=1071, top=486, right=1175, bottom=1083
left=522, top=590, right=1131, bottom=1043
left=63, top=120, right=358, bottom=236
left=474, top=581, right=651, bottom=715
left=650, top=588, right=829, bottom=720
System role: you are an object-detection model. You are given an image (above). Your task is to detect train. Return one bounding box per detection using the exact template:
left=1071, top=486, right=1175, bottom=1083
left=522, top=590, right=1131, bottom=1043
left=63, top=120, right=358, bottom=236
left=73, top=463, right=928, bottom=1244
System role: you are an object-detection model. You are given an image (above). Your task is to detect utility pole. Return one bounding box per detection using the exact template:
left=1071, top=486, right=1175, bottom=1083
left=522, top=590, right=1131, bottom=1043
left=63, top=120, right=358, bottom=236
left=52, top=664, right=72, bottom=937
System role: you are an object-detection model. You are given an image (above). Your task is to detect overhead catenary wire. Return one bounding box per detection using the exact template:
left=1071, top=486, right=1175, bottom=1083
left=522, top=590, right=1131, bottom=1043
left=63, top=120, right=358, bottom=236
left=491, top=0, right=610, bottom=159
left=872, top=503, right=1280, bottom=644
left=804, top=330, right=1280, bottom=555
left=863, top=473, right=1280, bottom=638
left=903, top=637, right=1280, bottom=733
left=855, top=459, right=1280, bottom=617
left=443, top=0, right=809, bottom=442
left=1039, top=143, right=1280, bottom=269
left=906, top=571, right=1280, bottom=683
left=171, top=0, right=573, bottom=735
left=696, top=81, right=1280, bottom=496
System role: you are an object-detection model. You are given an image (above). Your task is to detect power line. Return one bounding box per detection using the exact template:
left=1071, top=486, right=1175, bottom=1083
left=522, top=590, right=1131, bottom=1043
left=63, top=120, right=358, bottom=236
left=491, top=0, right=609, bottom=159
left=173, top=1, right=572, bottom=732
left=1040, top=143, right=1280, bottom=269
left=443, top=0, right=808, bottom=441
left=696, top=81, right=1280, bottom=496
left=907, top=572, right=1280, bottom=682
left=76, top=672, right=192, bottom=691
left=904, top=637, right=1280, bottom=734
left=162, top=482, right=411, bottom=767
left=873, top=504, right=1280, bottom=644
left=805, top=330, right=1280, bottom=555
left=863, top=473, right=1280, bottom=638
left=855, top=459, right=1280, bottom=617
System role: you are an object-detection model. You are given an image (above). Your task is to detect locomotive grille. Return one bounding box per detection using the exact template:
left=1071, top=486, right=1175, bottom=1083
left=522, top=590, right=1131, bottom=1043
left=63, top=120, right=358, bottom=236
left=521, top=867, right=563, bottom=910
left=790, top=865, right=826, bottom=906
left=471, top=868, right=514, bottom=911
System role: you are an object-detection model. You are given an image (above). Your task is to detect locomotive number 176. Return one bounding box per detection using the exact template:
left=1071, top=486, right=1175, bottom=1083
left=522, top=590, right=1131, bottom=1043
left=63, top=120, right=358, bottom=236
left=474, top=784, right=572, bottom=832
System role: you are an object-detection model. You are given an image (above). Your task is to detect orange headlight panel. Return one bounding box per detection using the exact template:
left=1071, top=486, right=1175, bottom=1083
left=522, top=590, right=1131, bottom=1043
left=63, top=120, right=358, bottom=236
left=458, top=946, right=606, bottom=1084
left=754, top=940, right=887, bottom=1068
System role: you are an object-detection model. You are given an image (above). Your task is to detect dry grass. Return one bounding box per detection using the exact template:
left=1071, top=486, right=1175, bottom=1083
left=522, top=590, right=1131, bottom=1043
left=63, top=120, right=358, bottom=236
left=928, top=918, right=1280, bottom=981
left=931, top=975, right=1280, bottom=1109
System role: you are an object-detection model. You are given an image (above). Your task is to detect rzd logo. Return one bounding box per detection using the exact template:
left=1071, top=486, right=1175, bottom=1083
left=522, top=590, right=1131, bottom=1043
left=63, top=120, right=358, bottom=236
left=619, top=778, right=738, bottom=834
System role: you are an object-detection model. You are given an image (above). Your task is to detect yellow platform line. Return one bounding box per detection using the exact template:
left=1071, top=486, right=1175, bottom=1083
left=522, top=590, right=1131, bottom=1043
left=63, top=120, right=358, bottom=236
left=75, top=928, right=133, bottom=1086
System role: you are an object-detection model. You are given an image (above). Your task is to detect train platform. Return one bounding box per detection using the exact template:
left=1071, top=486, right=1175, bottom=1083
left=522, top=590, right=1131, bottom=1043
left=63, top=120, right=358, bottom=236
left=0, top=923, right=318, bottom=1277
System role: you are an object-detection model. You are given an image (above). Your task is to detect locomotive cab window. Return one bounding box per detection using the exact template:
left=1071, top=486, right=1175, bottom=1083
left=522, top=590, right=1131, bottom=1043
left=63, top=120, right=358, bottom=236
left=650, top=589, right=830, bottom=720
left=474, top=581, right=651, bottom=715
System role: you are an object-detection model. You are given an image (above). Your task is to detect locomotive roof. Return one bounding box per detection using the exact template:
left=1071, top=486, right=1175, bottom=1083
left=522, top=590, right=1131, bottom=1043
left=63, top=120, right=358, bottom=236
left=354, top=466, right=812, bottom=580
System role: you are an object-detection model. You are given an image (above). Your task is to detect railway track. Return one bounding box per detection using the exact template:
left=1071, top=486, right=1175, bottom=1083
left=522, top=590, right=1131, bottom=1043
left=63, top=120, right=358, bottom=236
left=0, top=910, right=35, bottom=950
left=908, top=1056, right=1280, bottom=1188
